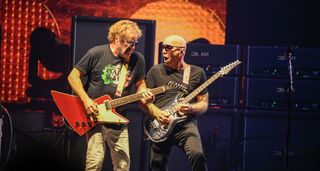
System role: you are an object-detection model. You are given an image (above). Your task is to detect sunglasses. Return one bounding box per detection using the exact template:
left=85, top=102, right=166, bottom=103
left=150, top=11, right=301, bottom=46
left=162, top=44, right=185, bottom=51
left=125, top=40, right=139, bottom=46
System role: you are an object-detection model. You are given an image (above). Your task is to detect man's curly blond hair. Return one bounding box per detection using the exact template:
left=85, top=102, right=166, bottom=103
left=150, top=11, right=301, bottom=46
left=107, top=20, right=142, bottom=43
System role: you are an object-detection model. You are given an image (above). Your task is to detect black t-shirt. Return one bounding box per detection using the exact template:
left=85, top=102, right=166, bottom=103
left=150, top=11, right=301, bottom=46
left=75, top=44, right=145, bottom=115
left=146, top=63, right=207, bottom=109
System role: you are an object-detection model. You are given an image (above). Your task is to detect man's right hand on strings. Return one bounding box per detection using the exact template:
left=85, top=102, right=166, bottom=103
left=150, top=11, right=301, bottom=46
left=153, top=110, right=171, bottom=125
left=83, top=98, right=99, bottom=115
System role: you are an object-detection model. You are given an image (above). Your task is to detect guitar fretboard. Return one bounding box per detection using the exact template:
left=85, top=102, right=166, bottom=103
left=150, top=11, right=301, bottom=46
left=180, top=72, right=221, bottom=106
left=171, top=60, right=241, bottom=112
left=110, top=86, right=166, bottom=108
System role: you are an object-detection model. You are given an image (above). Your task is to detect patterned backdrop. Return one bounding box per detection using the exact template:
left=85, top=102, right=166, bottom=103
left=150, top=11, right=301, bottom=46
left=0, top=0, right=226, bottom=104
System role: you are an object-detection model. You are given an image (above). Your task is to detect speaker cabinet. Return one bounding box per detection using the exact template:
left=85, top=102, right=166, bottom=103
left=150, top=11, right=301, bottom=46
left=245, top=78, right=320, bottom=112
left=208, top=77, right=239, bottom=108
left=243, top=110, right=320, bottom=171
left=184, top=44, right=241, bottom=76
left=245, top=46, right=320, bottom=79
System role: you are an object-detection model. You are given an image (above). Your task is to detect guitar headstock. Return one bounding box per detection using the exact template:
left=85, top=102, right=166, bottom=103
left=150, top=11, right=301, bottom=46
left=219, top=60, right=242, bottom=76
left=166, top=81, right=188, bottom=94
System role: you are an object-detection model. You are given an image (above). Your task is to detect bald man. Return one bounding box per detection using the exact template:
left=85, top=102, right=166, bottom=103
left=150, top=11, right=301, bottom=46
left=142, top=35, right=209, bottom=171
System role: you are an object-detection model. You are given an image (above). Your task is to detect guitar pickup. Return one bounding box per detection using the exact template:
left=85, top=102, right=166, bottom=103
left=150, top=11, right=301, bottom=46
left=151, top=120, right=159, bottom=129
left=104, top=100, right=111, bottom=110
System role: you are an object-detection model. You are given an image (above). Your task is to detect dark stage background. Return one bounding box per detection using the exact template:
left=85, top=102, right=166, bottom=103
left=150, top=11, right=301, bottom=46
left=226, top=0, right=320, bottom=47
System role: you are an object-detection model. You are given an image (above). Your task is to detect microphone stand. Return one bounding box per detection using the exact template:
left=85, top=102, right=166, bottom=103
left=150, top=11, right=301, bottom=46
left=283, top=46, right=294, bottom=171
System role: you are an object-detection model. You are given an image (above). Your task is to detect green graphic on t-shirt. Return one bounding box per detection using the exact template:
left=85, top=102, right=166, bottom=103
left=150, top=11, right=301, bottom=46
left=101, top=64, right=121, bottom=85
left=101, top=64, right=114, bottom=84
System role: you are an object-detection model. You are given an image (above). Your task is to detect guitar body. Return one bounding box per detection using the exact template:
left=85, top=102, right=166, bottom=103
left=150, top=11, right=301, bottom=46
left=93, top=94, right=129, bottom=125
left=144, top=95, right=188, bottom=143
left=144, top=110, right=187, bottom=143
left=51, top=90, right=128, bottom=136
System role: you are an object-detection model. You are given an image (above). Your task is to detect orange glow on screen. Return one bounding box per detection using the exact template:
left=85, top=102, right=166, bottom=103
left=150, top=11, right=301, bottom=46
left=131, top=1, right=225, bottom=63
left=0, top=0, right=61, bottom=103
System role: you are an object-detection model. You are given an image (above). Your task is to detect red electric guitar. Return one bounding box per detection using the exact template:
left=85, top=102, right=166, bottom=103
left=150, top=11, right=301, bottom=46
left=51, top=81, right=184, bottom=136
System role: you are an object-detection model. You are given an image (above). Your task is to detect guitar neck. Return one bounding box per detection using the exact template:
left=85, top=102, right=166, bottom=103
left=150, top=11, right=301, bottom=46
left=181, top=60, right=241, bottom=104
left=110, top=86, right=166, bottom=108
left=181, top=72, right=221, bottom=104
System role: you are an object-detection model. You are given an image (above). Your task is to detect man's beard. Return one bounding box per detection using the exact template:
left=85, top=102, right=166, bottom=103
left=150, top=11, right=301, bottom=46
left=118, top=47, right=132, bottom=61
